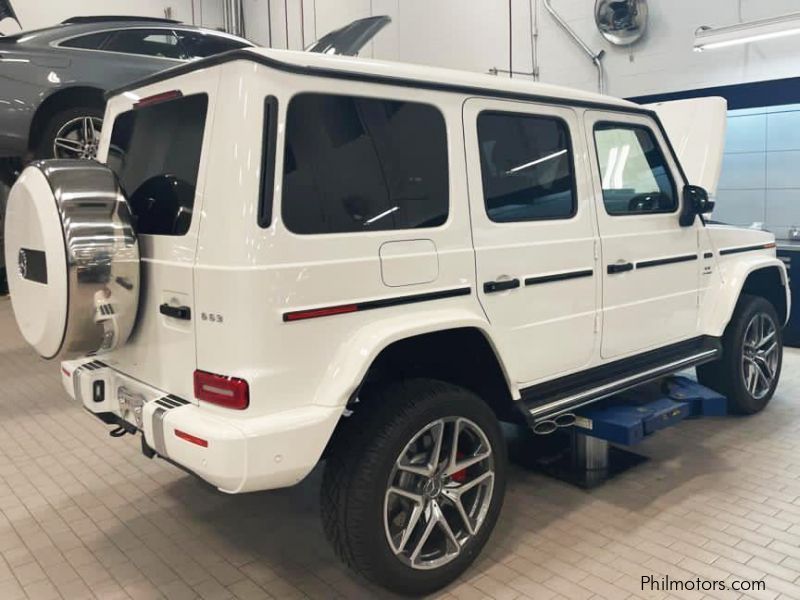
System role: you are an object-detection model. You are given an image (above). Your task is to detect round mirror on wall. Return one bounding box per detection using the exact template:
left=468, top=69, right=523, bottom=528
left=595, top=0, right=649, bottom=46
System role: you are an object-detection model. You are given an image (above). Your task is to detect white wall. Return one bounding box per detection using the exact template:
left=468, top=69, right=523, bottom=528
left=7, top=0, right=800, bottom=99
left=715, top=104, right=800, bottom=237
left=268, top=0, right=800, bottom=98
left=527, top=0, right=800, bottom=97
left=195, top=0, right=224, bottom=30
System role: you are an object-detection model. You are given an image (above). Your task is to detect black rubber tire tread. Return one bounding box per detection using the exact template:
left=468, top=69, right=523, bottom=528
left=320, top=378, right=506, bottom=596
left=696, top=294, right=782, bottom=415
left=36, top=106, right=104, bottom=159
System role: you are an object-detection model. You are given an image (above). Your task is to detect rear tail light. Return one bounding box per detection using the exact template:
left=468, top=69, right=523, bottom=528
left=135, top=90, right=183, bottom=109
left=193, top=370, right=249, bottom=410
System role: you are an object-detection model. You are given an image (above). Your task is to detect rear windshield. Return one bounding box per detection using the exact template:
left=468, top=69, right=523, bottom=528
left=282, top=93, right=449, bottom=234
left=108, top=93, right=208, bottom=236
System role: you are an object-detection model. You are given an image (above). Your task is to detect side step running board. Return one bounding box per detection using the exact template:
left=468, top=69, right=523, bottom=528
left=519, top=336, right=721, bottom=423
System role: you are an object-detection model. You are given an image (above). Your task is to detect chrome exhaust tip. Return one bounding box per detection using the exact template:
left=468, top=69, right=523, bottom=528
left=533, top=413, right=577, bottom=435
left=554, top=413, right=577, bottom=428
left=532, top=420, right=558, bottom=435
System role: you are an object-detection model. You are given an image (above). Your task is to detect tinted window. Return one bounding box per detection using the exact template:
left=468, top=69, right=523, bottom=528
left=108, top=94, right=208, bottom=236
left=477, top=112, right=576, bottom=222
left=175, top=30, right=249, bottom=58
left=59, top=32, right=111, bottom=50
left=104, top=29, right=183, bottom=59
left=282, top=93, right=449, bottom=234
left=593, top=124, right=677, bottom=215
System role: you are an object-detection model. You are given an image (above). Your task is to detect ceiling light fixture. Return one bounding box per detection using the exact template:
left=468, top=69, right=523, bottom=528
left=694, top=11, right=800, bottom=52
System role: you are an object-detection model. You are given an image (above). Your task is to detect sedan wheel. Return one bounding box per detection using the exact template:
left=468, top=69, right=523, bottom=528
left=52, top=116, right=103, bottom=160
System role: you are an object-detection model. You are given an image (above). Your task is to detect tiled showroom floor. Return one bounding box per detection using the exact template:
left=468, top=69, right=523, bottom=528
left=1, top=296, right=800, bottom=600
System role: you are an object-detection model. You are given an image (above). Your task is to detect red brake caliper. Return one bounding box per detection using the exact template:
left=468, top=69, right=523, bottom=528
left=451, top=451, right=467, bottom=483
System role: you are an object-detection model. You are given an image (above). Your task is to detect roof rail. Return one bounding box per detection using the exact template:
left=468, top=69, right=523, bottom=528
left=61, top=16, right=181, bottom=25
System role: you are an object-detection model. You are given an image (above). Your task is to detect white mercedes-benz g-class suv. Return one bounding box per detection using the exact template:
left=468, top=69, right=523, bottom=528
left=4, top=47, right=789, bottom=595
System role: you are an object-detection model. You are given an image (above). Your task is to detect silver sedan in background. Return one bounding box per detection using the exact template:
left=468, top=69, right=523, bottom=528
left=0, top=16, right=252, bottom=171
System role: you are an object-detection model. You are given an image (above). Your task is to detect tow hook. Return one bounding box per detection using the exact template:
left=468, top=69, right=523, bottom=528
left=109, top=424, right=136, bottom=437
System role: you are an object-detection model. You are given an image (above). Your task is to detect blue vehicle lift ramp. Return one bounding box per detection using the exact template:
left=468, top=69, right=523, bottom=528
left=523, top=376, right=728, bottom=488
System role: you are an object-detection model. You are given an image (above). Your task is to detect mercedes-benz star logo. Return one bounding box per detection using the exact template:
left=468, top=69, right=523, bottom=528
left=17, top=248, right=27, bottom=279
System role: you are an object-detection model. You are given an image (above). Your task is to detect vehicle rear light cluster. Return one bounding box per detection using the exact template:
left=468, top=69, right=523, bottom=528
left=193, top=370, right=249, bottom=410
left=135, top=89, right=183, bottom=109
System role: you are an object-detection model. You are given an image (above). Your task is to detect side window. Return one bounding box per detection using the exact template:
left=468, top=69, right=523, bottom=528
left=103, top=29, right=184, bottom=59
left=108, top=94, right=208, bottom=236
left=59, top=32, right=111, bottom=50
left=175, top=30, right=249, bottom=59
left=282, top=93, right=449, bottom=234
left=593, top=123, right=677, bottom=215
left=476, top=112, right=576, bottom=222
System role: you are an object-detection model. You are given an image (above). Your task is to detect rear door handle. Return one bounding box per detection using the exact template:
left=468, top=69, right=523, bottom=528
left=160, top=303, right=191, bottom=320
left=483, top=278, right=521, bottom=293
left=607, top=262, right=634, bottom=274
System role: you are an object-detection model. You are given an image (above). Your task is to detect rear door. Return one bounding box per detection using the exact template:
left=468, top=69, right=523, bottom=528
left=584, top=111, right=701, bottom=359
left=464, top=98, right=600, bottom=385
left=98, top=75, right=217, bottom=399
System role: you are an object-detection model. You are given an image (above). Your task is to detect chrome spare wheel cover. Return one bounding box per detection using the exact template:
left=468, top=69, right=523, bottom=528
left=4, top=160, right=140, bottom=359
left=384, top=417, right=495, bottom=570
left=53, top=116, right=103, bottom=160
left=742, top=312, right=779, bottom=400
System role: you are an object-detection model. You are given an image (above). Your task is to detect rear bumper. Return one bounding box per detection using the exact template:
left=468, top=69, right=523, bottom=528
left=62, top=359, right=342, bottom=493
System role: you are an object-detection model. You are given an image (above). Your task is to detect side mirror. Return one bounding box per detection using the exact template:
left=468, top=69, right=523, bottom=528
left=680, top=184, right=715, bottom=227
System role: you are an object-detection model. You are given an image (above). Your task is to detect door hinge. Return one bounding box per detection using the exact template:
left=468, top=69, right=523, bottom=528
left=594, top=312, right=600, bottom=333
left=594, top=240, right=600, bottom=261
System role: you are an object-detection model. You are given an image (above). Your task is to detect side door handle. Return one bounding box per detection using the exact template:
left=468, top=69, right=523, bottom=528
left=483, top=278, right=521, bottom=293
left=160, top=303, right=191, bottom=320
left=607, top=262, right=634, bottom=274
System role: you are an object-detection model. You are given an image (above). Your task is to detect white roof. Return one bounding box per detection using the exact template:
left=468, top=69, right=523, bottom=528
left=244, top=47, right=638, bottom=110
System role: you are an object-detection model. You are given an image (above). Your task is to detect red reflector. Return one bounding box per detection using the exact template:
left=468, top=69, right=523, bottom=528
left=135, top=90, right=183, bottom=109
left=194, top=370, right=249, bottom=409
left=284, top=304, right=358, bottom=322
left=61, top=367, right=71, bottom=377
left=174, top=429, right=208, bottom=448
left=764, top=242, right=777, bottom=249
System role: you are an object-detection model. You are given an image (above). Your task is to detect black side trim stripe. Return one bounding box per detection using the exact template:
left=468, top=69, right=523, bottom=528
left=704, top=252, right=714, bottom=259
left=525, top=269, right=593, bottom=286
left=636, top=254, right=697, bottom=269
left=720, top=243, right=776, bottom=256
left=284, top=287, right=471, bottom=322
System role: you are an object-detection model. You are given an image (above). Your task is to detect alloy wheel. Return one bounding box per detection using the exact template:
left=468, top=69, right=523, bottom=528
left=741, top=312, right=779, bottom=400
left=53, top=116, right=103, bottom=160
left=384, top=417, right=495, bottom=570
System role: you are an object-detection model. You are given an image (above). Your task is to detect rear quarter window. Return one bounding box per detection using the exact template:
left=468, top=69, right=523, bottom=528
left=58, top=32, right=112, bottom=50
left=107, top=93, right=208, bottom=236
left=281, top=93, right=449, bottom=234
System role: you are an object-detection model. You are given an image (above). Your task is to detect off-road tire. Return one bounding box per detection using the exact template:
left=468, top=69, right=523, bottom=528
left=697, top=294, right=782, bottom=414
left=321, top=378, right=507, bottom=596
